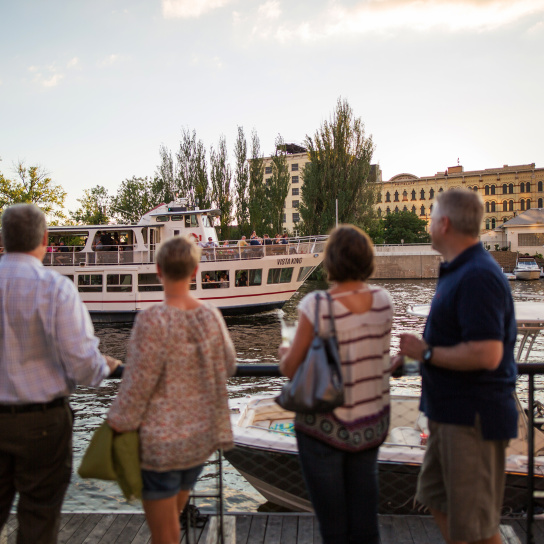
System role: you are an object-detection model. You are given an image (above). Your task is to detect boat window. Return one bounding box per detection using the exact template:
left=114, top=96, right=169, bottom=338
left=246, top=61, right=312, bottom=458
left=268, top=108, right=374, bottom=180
left=141, top=228, right=148, bottom=244
left=184, top=215, right=199, bottom=228
left=107, top=274, right=133, bottom=293
left=138, top=273, right=163, bottom=292
left=267, top=267, right=294, bottom=284
left=235, top=269, right=262, bottom=287
left=297, top=266, right=314, bottom=282
left=201, top=215, right=212, bottom=228
left=202, top=270, right=229, bottom=290
left=78, top=274, right=103, bottom=292
left=190, top=271, right=197, bottom=291
left=155, top=216, right=170, bottom=222
left=171, top=215, right=184, bottom=221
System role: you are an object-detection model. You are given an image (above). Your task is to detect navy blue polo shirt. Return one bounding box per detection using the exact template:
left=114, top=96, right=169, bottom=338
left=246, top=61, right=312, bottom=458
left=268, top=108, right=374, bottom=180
left=421, top=242, right=518, bottom=440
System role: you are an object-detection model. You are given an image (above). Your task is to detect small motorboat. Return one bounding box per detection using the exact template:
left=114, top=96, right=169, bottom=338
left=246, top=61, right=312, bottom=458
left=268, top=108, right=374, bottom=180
left=514, top=257, right=541, bottom=281
left=225, top=395, right=544, bottom=514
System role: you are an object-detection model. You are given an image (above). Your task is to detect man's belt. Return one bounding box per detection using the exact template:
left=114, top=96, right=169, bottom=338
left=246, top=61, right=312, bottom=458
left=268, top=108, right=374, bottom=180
left=0, top=397, right=67, bottom=414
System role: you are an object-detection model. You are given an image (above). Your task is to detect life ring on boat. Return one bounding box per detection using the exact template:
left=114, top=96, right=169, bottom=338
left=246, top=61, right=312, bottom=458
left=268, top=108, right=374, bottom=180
left=188, top=232, right=199, bottom=243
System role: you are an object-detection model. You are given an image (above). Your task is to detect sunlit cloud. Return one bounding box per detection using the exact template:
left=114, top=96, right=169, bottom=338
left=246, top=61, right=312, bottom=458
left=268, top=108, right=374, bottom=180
left=42, top=73, right=64, bottom=87
left=27, top=63, right=65, bottom=88
left=67, top=57, right=80, bottom=69
left=162, top=0, right=235, bottom=18
left=99, top=54, right=121, bottom=67
left=248, top=0, right=544, bottom=43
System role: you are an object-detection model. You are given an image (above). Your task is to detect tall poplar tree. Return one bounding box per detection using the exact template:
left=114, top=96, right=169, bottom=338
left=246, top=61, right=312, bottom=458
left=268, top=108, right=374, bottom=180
left=299, top=98, right=378, bottom=235
left=248, top=129, right=268, bottom=234
left=268, top=135, right=291, bottom=234
left=210, top=135, right=233, bottom=238
left=233, top=126, right=250, bottom=232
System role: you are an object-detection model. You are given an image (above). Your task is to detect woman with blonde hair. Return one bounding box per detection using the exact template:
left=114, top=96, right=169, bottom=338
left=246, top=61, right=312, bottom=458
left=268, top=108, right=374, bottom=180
left=280, top=224, right=394, bottom=544
left=108, top=236, right=236, bottom=544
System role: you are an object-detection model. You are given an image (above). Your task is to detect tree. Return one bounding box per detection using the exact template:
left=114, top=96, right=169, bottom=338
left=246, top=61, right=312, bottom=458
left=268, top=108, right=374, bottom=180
left=248, top=129, right=268, bottom=234
left=233, top=126, right=250, bottom=232
left=210, top=135, right=233, bottom=238
left=71, top=185, right=111, bottom=224
left=299, top=98, right=378, bottom=235
left=175, top=128, right=210, bottom=209
left=155, top=145, right=176, bottom=204
left=110, top=177, right=163, bottom=224
left=0, top=162, right=67, bottom=221
left=268, top=135, right=291, bottom=234
left=381, top=211, right=430, bottom=244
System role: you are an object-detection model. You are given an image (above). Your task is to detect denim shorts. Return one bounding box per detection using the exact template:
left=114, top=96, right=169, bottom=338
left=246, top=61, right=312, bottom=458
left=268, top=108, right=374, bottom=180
left=141, top=465, right=204, bottom=500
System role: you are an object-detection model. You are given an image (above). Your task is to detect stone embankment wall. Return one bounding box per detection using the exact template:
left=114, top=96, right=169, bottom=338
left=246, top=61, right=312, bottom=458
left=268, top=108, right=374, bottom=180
left=370, top=249, right=543, bottom=279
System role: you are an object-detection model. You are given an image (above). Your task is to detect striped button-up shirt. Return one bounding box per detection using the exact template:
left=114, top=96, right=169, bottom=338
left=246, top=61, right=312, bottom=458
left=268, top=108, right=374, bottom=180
left=0, top=253, right=108, bottom=404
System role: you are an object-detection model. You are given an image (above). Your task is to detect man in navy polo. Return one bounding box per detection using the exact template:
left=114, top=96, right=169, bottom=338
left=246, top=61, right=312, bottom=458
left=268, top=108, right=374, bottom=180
left=399, top=189, right=517, bottom=544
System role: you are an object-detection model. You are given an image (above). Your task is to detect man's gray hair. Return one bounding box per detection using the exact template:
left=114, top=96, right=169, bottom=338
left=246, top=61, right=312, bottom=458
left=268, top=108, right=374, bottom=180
left=434, top=189, right=483, bottom=238
left=1, top=204, right=47, bottom=253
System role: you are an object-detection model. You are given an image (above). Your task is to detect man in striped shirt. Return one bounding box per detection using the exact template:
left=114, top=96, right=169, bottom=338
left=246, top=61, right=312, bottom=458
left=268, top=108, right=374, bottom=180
left=0, top=204, right=120, bottom=544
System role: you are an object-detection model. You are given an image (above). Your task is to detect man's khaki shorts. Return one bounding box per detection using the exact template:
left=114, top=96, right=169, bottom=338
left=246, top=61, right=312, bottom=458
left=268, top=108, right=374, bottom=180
left=415, top=417, right=508, bottom=542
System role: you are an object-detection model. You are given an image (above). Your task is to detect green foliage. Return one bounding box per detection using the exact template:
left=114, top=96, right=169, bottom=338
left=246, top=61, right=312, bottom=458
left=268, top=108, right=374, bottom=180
left=110, top=177, right=166, bottom=224
left=535, top=252, right=543, bottom=259
left=155, top=145, right=176, bottom=204
left=267, top=135, right=291, bottom=234
left=70, top=185, right=111, bottom=224
left=381, top=211, right=430, bottom=244
left=233, top=126, right=250, bottom=232
left=248, top=129, right=268, bottom=234
left=0, top=162, right=67, bottom=221
left=299, top=98, right=378, bottom=236
left=210, top=135, right=233, bottom=238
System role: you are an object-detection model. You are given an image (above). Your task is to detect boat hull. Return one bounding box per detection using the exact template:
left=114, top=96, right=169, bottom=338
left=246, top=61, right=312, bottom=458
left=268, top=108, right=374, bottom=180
left=515, top=270, right=541, bottom=281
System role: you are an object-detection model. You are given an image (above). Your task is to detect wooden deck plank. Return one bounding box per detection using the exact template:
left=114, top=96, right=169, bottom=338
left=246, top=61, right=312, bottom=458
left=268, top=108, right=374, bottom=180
left=263, top=514, right=283, bottom=544
left=59, top=513, right=89, bottom=544
left=279, top=516, right=297, bottom=544
left=296, top=515, right=314, bottom=544
left=95, top=513, right=129, bottom=543
left=67, top=515, right=104, bottom=544
left=234, top=515, right=251, bottom=544
left=246, top=515, right=267, bottom=544
left=130, top=516, right=151, bottom=544
left=419, top=516, right=444, bottom=543
left=404, top=515, right=432, bottom=544
left=312, top=516, right=322, bottom=544
left=81, top=514, right=117, bottom=544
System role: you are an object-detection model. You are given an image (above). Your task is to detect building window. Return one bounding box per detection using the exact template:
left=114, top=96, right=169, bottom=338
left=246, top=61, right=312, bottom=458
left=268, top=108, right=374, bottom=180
left=485, top=219, right=490, bottom=229
left=539, top=181, right=543, bottom=192
left=539, top=198, right=543, bottom=208
left=430, top=204, right=433, bottom=213
left=527, top=182, right=531, bottom=192
left=521, top=199, right=525, bottom=211
left=490, top=201, right=496, bottom=212
left=503, top=184, right=508, bottom=194
left=386, top=207, right=390, bottom=215
left=394, top=206, right=399, bottom=213
left=394, top=191, right=399, bottom=202
left=282, top=214, right=286, bottom=223
left=420, top=205, right=425, bottom=216
left=521, top=182, right=525, bottom=193
left=527, top=199, right=531, bottom=209
left=265, top=166, right=272, bottom=174
left=519, top=233, right=544, bottom=246
left=377, top=193, right=382, bottom=203
left=292, top=175, right=299, bottom=183
left=420, top=189, right=425, bottom=200
left=491, top=218, right=496, bottom=229
left=292, top=187, right=299, bottom=196
left=411, top=190, right=416, bottom=201
left=411, top=205, right=416, bottom=214
left=490, top=185, right=496, bottom=195
left=485, top=202, right=490, bottom=213
left=385, top=192, right=391, bottom=202
left=429, top=188, right=435, bottom=199
left=403, top=206, right=408, bottom=212
left=292, top=200, right=299, bottom=208
left=377, top=208, right=382, bottom=217
left=509, top=184, right=514, bottom=194
left=503, top=201, right=508, bottom=212
left=485, top=185, right=490, bottom=196
left=402, top=190, right=408, bottom=201
left=473, top=186, right=479, bottom=192
left=438, top=187, right=444, bottom=193
left=509, top=200, right=514, bottom=211
left=291, top=163, right=299, bottom=172
left=292, top=212, right=300, bottom=222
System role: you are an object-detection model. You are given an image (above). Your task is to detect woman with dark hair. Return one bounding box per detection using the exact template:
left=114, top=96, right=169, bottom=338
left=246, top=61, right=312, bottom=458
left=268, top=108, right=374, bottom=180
left=279, top=224, right=395, bottom=544
left=108, top=236, right=236, bottom=544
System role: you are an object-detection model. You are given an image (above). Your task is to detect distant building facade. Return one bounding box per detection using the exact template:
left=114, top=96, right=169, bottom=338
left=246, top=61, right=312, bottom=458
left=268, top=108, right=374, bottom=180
left=376, top=163, right=544, bottom=233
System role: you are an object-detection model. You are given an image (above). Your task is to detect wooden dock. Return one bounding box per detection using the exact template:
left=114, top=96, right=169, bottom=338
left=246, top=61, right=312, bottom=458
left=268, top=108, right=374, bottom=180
left=2, top=512, right=543, bottom=543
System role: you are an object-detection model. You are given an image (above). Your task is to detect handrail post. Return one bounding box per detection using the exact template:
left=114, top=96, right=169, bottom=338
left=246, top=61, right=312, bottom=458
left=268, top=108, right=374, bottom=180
left=527, top=372, right=535, bottom=544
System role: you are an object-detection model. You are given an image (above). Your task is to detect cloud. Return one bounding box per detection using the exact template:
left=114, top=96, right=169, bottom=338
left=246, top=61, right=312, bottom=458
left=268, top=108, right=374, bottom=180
left=247, top=0, right=544, bottom=43
left=27, top=63, right=65, bottom=88
left=67, top=57, right=80, bottom=69
left=162, top=0, right=235, bottom=18
left=99, top=54, right=121, bottom=67
left=42, top=73, right=64, bottom=87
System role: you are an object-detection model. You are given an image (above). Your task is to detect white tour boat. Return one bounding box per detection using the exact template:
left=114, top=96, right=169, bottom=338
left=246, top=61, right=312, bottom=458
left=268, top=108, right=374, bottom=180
left=514, top=257, right=541, bottom=281
left=1, top=199, right=327, bottom=322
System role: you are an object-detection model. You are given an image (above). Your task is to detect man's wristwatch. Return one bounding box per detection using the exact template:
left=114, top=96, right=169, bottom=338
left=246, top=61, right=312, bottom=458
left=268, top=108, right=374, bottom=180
left=422, top=345, right=433, bottom=364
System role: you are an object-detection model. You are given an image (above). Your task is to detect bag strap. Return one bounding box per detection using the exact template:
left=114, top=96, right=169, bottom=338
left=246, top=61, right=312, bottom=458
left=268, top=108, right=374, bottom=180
left=325, top=292, right=337, bottom=339
left=313, top=292, right=321, bottom=335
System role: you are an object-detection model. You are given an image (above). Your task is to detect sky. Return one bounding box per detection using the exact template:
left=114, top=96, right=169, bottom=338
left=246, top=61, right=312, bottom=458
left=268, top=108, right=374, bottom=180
left=1, top=0, right=544, bottom=213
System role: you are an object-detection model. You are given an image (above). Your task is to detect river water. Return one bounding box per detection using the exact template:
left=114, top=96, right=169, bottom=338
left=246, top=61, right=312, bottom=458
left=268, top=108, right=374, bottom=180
left=64, top=278, right=544, bottom=513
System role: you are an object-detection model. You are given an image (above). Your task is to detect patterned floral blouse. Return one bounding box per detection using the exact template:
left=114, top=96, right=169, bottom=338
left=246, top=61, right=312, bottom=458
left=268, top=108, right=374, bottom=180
left=108, top=303, right=236, bottom=471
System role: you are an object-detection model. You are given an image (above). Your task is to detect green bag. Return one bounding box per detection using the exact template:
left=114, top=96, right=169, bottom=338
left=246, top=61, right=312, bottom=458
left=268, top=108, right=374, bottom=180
left=78, top=421, right=116, bottom=480
left=78, top=421, right=142, bottom=500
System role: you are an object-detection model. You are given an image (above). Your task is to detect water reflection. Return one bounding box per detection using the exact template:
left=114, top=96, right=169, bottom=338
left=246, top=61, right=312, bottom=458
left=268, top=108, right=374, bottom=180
left=65, top=278, right=544, bottom=513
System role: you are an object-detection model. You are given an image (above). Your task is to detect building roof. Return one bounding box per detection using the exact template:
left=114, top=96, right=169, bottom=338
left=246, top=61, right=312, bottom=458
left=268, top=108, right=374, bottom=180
left=502, top=209, right=544, bottom=228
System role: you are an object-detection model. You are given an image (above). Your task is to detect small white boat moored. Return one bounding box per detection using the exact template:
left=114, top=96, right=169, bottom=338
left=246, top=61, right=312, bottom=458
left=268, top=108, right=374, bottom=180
left=514, top=257, right=541, bottom=281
